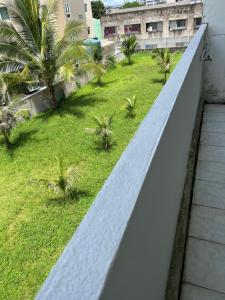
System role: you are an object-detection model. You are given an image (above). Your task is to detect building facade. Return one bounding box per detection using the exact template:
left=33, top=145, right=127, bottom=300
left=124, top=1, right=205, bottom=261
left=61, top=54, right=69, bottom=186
left=101, top=0, right=203, bottom=49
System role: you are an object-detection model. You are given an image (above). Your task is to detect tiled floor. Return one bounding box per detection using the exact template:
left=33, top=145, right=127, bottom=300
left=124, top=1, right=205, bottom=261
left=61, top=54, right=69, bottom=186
left=180, top=105, right=225, bottom=300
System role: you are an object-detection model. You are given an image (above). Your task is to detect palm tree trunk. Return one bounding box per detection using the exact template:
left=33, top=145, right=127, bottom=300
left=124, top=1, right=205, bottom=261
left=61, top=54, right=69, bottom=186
left=164, top=72, right=167, bottom=85
left=128, top=55, right=131, bottom=65
left=49, top=85, right=58, bottom=110
left=3, top=132, right=11, bottom=147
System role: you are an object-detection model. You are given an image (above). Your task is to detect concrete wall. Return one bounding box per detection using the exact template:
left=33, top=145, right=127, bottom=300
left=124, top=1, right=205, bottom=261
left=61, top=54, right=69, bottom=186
left=17, top=81, right=74, bottom=115
left=36, top=25, right=207, bottom=300
left=202, top=0, right=225, bottom=103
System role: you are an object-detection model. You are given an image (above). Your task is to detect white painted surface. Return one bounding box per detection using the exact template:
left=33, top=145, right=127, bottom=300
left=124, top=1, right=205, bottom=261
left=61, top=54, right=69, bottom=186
left=203, top=0, right=225, bottom=102
left=36, top=25, right=206, bottom=300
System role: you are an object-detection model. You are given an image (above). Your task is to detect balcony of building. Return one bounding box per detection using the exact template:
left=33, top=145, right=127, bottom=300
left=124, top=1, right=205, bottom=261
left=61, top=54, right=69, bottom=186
left=35, top=1, right=225, bottom=299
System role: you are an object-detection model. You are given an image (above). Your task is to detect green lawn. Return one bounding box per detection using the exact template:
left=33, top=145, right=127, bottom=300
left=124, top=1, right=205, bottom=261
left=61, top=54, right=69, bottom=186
left=0, top=52, right=181, bottom=300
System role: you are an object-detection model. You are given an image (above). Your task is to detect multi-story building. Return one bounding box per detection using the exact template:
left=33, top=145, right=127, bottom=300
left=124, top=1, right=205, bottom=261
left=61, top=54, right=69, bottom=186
left=101, top=0, right=203, bottom=49
left=138, top=0, right=194, bottom=6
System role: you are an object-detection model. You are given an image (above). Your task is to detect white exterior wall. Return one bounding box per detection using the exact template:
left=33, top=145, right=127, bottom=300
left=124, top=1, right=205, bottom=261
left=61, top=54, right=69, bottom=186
left=203, top=0, right=225, bottom=103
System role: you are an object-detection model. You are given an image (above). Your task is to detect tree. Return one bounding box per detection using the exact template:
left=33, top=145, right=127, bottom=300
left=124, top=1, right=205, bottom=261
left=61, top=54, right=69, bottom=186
left=85, top=115, right=113, bottom=150
left=36, top=156, right=79, bottom=200
left=121, top=1, right=144, bottom=9
left=121, top=35, right=137, bottom=65
left=91, top=1, right=106, bottom=19
left=0, top=106, right=15, bottom=146
left=84, top=46, right=106, bottom=86
left=153, top=48, right=173, bottom=84
left=92, top=46, right=106, bottom=86
left=0, top=0, right=88, bottom=110
left=121, top=95, right=137, bottom=118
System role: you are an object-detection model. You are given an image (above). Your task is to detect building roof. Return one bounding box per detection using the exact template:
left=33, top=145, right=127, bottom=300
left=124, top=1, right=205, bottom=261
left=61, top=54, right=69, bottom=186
left=103, top=0, right=202, bottom=16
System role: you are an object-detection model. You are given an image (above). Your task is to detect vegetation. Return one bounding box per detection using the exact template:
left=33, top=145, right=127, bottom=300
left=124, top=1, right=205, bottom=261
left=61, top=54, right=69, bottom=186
left=36, top=157, right=79, bottom=200
left=122, top=95, right=137, bottom=118
left=121, top=1, right=144, bottom=8
left=0, top=0, right=87, bottom=109
left=89, top=46, right=106, bottom=86
left=91, top=0, right=106, bottom=19
left=86, top=115, right=113, bottom=150
left=0, top=52, right=182, bottom=300
left=106, top=56, right=116, bottom=70
left=121, top=35, right=138, bottom=65
left=0, top=106, right=15, bottom=146
left=153, top=48, right=173, bottom=84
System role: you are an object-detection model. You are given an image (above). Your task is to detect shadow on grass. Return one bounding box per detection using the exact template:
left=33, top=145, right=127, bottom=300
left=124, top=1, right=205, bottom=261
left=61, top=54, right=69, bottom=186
left=36, top=93, right=108, bottom=121
left=151, top=77, right=165, bottom=85
left=92, top=140, right=117, bottom=153
left=90, top=79, right=117, bottom=88
left=45, top=189, right=91, bottom=207
left=5, top=129, right=38, bottom=157
left=120, top=61, right=134, bottom=67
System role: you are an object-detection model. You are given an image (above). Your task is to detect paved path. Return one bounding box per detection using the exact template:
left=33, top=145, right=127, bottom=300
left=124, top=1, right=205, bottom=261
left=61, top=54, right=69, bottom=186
left=181, top=105, right=225, bottom=300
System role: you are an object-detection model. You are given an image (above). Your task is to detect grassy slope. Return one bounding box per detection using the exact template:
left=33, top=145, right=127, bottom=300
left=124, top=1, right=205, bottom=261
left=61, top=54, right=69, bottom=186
left=0, top=53, right=181, bottom=300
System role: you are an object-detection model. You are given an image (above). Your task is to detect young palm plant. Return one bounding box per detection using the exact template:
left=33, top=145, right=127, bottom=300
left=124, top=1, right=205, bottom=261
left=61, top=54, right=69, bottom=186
left=121, top=35, right=137, bottom=65
left=121, top=95, right=137, bottom=118
left=86, top=115, right=113, bottom=150
left=37, top=156, right=79, bottom=200
left=0, top=0, right=88, bottom=109
left=85, top=46, right=106, bottom=86
left=153, top=48, right=173, bottom=84
left=0, top=106, right=15, bottom=146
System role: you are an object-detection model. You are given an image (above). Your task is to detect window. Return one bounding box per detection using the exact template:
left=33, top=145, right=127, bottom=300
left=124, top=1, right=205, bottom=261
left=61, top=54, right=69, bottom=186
left=146, top=0, right=164, bottom=5
left=84, top=3, right=87, bottom=12
left=88, top=27, right=90, bottom=35
left=194, top=17, right=202, bottom=28
left=79, top=15, right=83, bottom=20
left=146, top=22, right=163, bottom=32
left=64, top=3, right=71, bottom=19
left=104, top=26, right=117, bottom=37
left=124, top=24, right=141, bottom=34
left=169, top=19, right=186, bottom=31
left=0, top=7, right=9, bottom=20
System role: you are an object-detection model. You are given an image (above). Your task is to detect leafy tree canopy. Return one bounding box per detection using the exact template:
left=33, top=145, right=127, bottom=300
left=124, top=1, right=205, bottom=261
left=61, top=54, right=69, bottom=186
left=121, top=2, right=144, bottom=9
left=91, top=1, right=106, bottom=19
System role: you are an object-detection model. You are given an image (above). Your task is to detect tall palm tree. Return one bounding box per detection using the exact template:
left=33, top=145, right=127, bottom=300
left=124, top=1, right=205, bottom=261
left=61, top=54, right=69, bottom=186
left=154, top=48, right=173, bottom=84
left=0, top=0, right=88, bottom=109
left=121, top=35, right=137, bottom=65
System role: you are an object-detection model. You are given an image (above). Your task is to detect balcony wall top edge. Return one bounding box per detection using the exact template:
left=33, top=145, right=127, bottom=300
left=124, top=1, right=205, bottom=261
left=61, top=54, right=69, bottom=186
left=36, top=24, right=207, bottom=300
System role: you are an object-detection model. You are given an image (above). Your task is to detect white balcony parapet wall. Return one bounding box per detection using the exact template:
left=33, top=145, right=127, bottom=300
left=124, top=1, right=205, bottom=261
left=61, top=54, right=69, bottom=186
left=36, top=24, right=207, bottom=300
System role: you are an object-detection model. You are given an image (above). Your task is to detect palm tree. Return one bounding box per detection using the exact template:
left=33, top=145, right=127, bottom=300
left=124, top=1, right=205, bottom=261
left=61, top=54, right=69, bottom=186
left=84, top=46, right=106, bottom=86
left=153, top=48, right=173, bottom=84
left=121, top=95, right=137, bottom=118
left=0, top=0, right=88, bottom=109
left=0, top=106, right=15, bottom=146
left=85, top=115, right=113, bottom=150
left=121, top=35, right=137, bottom=65
left=37, top=156, right=79, bottom=200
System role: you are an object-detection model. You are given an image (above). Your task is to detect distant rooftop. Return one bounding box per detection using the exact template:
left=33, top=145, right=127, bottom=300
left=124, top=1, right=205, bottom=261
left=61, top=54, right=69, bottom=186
left=104, top=0, right=202, bottom=15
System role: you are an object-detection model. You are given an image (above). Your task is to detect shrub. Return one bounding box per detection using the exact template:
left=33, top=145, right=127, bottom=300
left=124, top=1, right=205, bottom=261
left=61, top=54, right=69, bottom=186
left=86, top=115, right=114, bottom=150
left=122, top=96, right=137, bottom=118
left=0, top=106, right=16, bottom=146
left=36, top=156, right=79, bottom=200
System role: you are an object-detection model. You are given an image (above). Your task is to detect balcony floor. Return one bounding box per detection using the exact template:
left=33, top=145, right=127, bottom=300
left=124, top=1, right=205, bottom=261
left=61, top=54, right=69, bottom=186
left=180, top=104, right=225, bottom=299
